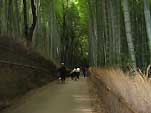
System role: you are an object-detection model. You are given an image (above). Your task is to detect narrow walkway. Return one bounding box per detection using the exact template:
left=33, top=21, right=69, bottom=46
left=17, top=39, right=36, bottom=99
left=1, top=78, right=93, bottom=113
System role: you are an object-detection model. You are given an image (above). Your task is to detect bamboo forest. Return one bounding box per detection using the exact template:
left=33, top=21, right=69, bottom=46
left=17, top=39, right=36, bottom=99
left=1, top=0, right=151, bottom=113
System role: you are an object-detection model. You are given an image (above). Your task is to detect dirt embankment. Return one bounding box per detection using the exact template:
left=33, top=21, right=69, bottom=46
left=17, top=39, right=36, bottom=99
left=0, top=37, right=57, bottom=109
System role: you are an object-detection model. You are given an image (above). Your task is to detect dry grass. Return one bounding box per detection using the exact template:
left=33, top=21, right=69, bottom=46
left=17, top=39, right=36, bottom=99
left=90, top=68, right=151, bottom=113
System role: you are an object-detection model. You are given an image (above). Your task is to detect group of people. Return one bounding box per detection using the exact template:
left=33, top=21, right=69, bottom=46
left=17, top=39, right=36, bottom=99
left=57, top=63, right=88, bottom=83
left=70, top=67, right=81, bottom=80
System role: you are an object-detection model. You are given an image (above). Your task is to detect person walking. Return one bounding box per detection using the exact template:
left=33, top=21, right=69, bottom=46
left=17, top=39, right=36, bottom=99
left=58, top=63, right=67, bottom=84
left=82, top=66, right=86, bottom=78
left=76, top=67, right=80, bottom=80
left=70, top=68, right=77, bottom=80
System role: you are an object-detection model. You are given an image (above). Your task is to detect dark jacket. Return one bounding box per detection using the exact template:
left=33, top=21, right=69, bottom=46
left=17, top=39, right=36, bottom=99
left=58, top=66, right=66, bottom=76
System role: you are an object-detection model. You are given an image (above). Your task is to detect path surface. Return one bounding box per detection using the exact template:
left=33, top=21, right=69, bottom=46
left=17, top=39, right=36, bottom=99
left=1, top=78, right=94, bottom=113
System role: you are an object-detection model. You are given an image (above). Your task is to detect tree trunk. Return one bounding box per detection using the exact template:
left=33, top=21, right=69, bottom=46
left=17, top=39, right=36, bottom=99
left=122, top=0, right=136, bottom=70
left=15, top=0, right=20, bottom=39
left=23, top=0, right=37, bottom=48
left=28, top=0, right=37, bottom=47
left=23, top=0, right=28, bottom=38
left=7, top=0, right=13, bottom=35
left=143, top=0, right=151, bottom=63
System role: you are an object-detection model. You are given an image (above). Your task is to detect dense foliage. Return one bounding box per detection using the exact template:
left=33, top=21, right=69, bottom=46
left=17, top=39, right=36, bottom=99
left=88, top=0, right=151, bottom=71
left=0, top=0, right=89, bottom=66
left=1, top=0, right=151, bottom=70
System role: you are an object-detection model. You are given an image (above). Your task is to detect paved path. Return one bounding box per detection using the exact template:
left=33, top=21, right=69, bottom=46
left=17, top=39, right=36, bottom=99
left=1, top=78, right=93, bottom=113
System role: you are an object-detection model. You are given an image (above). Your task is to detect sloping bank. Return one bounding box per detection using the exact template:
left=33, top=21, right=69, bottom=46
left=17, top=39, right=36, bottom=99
left=89, top=68, right=151, bottom=113
left=0, top=37, right=57, bottom=110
